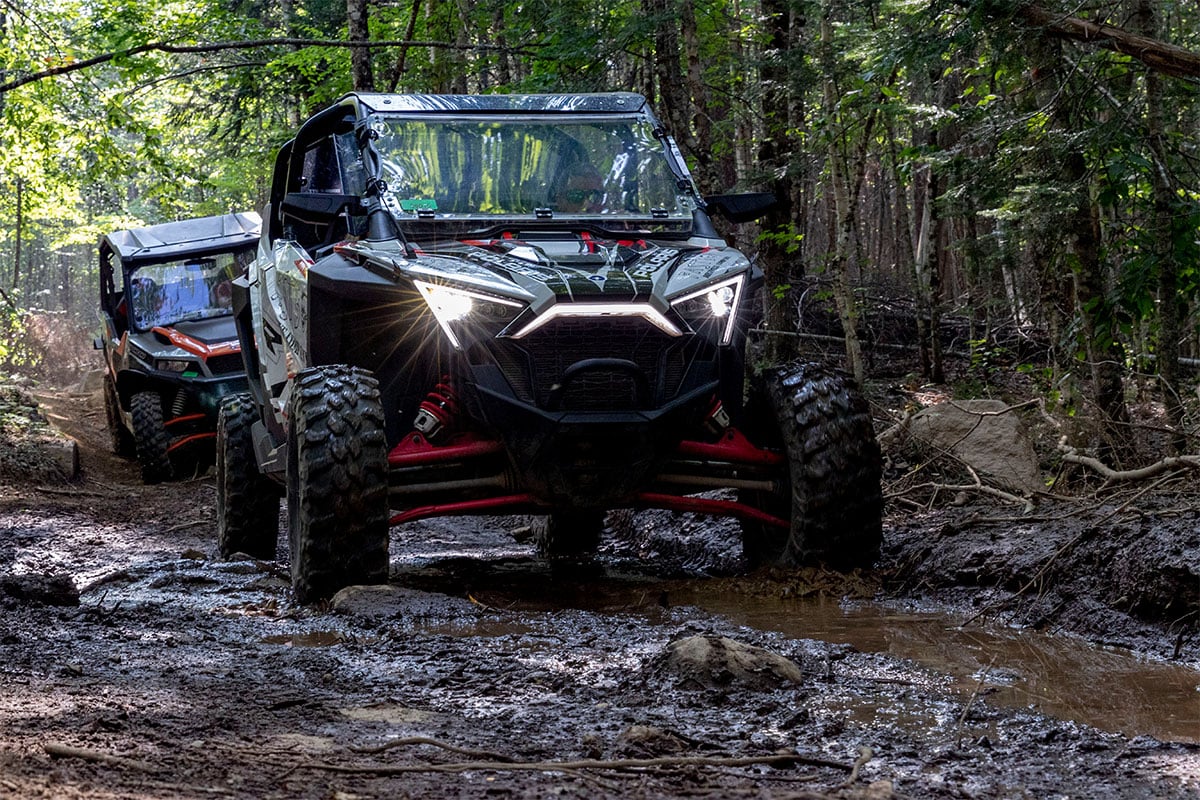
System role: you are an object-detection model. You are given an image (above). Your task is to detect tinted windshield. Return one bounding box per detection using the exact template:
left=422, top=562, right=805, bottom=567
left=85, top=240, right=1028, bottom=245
left=373, top=116, right=695, bottom=222
left=127, top=251, right=248, bottom=330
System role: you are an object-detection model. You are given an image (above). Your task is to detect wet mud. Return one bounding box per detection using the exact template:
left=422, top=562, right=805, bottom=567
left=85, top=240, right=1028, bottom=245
left=0, top=386, right=1197, bottom=799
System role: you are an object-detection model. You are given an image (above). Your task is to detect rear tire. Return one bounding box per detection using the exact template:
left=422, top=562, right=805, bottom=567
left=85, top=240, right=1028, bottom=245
left=532, top=511, right=605, bottom=558
left=287, top=365, right=390, bottom=603
left=103, top=376, right=134, bottom=457
left=131, top=391, right=173, bottom=484
left=217, top=393, right=280, bottom=559
left=739, top=362, right=882, bottom=569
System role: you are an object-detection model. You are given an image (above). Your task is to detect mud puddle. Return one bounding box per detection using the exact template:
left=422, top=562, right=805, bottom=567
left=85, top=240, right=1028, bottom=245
left=400, top=556, right=1200, bottom=745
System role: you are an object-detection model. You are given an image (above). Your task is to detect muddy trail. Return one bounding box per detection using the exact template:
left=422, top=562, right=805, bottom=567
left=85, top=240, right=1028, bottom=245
left=0, top=383, right=1197, bottom=799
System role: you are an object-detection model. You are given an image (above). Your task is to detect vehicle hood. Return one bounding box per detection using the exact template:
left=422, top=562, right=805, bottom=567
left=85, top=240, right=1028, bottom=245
left=345, top=235, right=753, bottom=304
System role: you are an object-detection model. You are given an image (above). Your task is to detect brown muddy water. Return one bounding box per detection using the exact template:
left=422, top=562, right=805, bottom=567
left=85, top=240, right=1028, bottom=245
left=421, top=569, right=1200, bottom=745
left=689, top=592, right=1200, bottom=745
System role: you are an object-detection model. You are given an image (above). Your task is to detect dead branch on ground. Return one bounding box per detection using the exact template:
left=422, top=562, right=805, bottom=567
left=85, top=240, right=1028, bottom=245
left=350, top=735, right=513, bottom=761
left=44, top=742, right=158, bottom=773
left=273, top=751, right=851, bottom=777
left=1057, top=437, right=1200, bottom=485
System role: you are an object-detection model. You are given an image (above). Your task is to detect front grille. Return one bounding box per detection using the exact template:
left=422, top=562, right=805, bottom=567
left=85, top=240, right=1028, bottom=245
left=488, top=317, right=692, bottom=410
left=206, top=353, right=244, bottom=375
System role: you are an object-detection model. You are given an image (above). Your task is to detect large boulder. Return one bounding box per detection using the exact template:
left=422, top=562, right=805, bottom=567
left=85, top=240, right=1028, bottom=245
left=908, top=399, right=1041, bottom=494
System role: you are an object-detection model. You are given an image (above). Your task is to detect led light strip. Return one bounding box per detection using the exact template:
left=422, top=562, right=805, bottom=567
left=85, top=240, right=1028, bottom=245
left=510, top=303, right=683, bottom=339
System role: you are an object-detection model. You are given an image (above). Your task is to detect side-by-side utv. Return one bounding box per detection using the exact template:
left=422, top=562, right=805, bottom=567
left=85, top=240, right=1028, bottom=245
left=98, top=213, right=259, bottom=483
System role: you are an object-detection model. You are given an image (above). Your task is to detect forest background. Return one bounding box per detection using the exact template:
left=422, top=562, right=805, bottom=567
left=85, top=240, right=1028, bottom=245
left=0, top=0, right=1197, bottom=462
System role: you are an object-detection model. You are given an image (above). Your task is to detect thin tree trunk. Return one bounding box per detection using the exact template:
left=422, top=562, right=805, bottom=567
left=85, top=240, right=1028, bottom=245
left=757, top=0, right=803, bottom=366
left=1137, top=0, right=1186, bottom=451
left=386, top=0, right=423, bottom=92
left=347, top=0, right=375, bottom=91
left=12, top=177, right=22, bottom=290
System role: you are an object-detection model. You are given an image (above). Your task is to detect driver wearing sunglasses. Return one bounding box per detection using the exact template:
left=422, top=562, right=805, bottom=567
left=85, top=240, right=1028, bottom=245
left=553, top=162, right=606, bottom=213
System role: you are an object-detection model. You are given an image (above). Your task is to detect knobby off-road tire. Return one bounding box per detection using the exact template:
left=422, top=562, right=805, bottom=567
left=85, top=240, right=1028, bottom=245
left=216, top=393, right=281, bottom=560
left=130, top=391, right=173, bottom=484
left=531, top=510, right=605, bottom=558
left=287, top=365, right=390, bottom=603
left=103, top=376, right=135, bottom=457
left=739, top=362, right=882, bottom=570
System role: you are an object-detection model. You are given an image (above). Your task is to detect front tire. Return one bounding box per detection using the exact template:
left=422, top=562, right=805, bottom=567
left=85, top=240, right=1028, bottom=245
left=103, top=376, right=134, bottom=457
left=217, top=393, right=281, bottom=559
left=532, top=511, right=605, bottom=558
left=130, top=391, right=173, bottom=484
left=739, top=362, right=882, bottom=569
left=287, top=365, right=390, bottom=603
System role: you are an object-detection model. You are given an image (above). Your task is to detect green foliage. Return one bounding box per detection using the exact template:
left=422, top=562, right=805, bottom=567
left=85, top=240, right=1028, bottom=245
left=0, top=307, right=39, bottom=373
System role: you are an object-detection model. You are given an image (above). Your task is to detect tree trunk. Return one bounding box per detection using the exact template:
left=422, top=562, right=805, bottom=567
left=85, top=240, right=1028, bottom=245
left=386, top=0, right=423, bottom=92
left=1130, top=0, right=1185, bottom=453
left=756, top=0, right=804, bottom=367
left=347, top=0, right=375, bottom=91
left=12, top=177, right=22, bottom=290
left=819, top=5, right=865, bottom=384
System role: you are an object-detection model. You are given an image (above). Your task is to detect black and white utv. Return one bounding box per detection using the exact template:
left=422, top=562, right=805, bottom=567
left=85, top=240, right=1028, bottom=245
left=220, top=93, right=882, bottom=601
left=98, top=213, right=259, bottom=483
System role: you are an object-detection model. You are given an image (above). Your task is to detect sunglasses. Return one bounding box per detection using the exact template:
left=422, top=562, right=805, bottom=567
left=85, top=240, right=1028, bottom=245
left=565, top=189, right=603, bottom=204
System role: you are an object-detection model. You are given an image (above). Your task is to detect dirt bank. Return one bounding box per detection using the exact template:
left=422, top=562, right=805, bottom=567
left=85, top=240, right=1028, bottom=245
left=0, top=383, right=1196, bottom=799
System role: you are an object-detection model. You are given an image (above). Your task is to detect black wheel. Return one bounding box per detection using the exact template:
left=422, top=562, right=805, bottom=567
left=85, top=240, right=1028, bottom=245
left=532, top=510, right=605, bottom=558
left=286, top=365, right=390, bottom=603
left=739, top=362, right=882, bottom=569
left=217, top=393, right=281, bottom=559
left=103, top=376, right=134, bottom=457
left=130, top=391, right=173, bottom=484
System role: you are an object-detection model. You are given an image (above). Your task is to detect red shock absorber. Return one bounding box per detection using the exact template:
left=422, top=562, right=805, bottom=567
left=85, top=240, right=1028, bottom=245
left=412, top=377, right=460, bottom=440
left=704, top=396, right=731, bottom=436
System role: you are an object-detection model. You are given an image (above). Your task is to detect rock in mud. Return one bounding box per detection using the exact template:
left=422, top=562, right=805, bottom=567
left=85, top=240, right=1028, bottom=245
left=0, top=572, right=79, bottom=606
left=331, top=583, right=477, bottom=620
left=615, top=725, right=693, bottom=757
left=909, top=399, right=1041, bottom=493
left=656, top=635, right=803, bottom=690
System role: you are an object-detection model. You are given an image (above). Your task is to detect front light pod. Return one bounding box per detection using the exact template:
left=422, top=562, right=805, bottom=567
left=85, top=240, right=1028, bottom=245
left=670, top=273, right=745, bottom=345
left=414, top=279, right=524, bottom=349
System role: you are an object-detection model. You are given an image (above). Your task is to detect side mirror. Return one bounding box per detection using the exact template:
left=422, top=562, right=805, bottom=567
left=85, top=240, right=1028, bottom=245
left=93, top=337, right=104, bottom=350
left=704, top=192, right=778, bottom=223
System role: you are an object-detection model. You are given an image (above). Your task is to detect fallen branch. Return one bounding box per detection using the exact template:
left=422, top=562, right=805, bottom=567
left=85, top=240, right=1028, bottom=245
left=350, top=736, right=513, bottom=762
left=884, top=467, right=1034, bottom=513
left=959, top=472, right=1173, bottom=628
left=1057, top=438, right=1200, bottom=483
left=279, top=751, right=849, bottom=776
left=837, top=746, right=874, bottom=789
left=162, top=519, right=209, bottom=533
left=44, top=742, right=158, bottom=773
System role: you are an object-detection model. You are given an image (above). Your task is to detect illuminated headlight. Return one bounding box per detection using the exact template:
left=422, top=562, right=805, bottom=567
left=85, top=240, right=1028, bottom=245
left=670, top=274, right=746, bottom=345
left=155, top=359, right=193, bottom=372
left=414, top=280, right=524, bottom=349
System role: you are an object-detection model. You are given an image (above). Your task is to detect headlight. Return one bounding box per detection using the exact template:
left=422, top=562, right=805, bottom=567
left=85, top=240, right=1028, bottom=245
left=155, top=359, right=193, bottom=373
left=670, top=274, right=746, bottom=345
left=414, top=280, right=524, bottom=349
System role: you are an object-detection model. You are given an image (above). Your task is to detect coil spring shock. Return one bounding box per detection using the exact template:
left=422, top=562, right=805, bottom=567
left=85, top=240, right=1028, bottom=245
left=171, top=388, right=189, bottom=418
left=412, top=377, right=460, bottom=440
